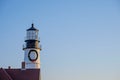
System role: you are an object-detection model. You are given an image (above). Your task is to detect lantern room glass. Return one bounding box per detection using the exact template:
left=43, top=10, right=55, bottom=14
left=27, top=30, right=38, bottom=40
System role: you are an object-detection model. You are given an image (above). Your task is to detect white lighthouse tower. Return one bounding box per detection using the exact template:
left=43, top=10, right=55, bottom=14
left=23, top=23, right=41, bottom=69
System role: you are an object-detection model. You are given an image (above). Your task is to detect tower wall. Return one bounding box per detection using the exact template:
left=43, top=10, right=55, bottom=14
left=24, top=48, right=40, bottom=68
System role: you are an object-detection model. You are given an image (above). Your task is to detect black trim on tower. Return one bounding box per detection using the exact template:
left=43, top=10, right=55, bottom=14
left=25, top=39, right=40, bottom=42
left=26, top=40, right=39, bottom=48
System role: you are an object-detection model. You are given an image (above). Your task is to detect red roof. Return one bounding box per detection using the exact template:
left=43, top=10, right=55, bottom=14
left=0, top=68, right=40, bottom=80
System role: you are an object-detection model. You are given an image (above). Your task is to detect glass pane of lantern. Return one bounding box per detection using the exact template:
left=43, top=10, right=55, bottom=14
left=26, top=30, right=38, bottom=40
left=33, top=31, right=35, bottom=39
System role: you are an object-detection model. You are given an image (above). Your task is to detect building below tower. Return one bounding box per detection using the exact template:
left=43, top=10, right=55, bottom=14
left=0, top=68, right=40, bottom=80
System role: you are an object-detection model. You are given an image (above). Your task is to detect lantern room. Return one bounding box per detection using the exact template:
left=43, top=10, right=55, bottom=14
left=26, top=23, right=39, bottom=41
left=23, top=23, right=40, bottom=49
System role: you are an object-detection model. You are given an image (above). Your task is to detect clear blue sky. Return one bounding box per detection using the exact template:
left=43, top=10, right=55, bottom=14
left=0, top=0, right=120, bottom=80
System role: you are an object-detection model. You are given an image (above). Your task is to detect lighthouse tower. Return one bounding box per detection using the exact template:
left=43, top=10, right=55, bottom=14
left=23, top=23, right=41, bottom=69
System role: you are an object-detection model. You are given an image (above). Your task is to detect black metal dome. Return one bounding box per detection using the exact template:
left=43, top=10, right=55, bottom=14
left=27, top=23, right=39, bottom=31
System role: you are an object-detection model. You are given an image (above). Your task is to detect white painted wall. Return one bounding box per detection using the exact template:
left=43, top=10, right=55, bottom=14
left=24, top=48, right=40, bottom=69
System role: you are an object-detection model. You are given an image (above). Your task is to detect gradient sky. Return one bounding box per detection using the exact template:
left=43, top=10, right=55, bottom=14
left=0, top=0, right=120, bottom=80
